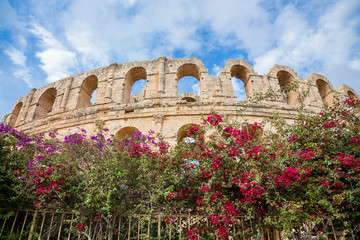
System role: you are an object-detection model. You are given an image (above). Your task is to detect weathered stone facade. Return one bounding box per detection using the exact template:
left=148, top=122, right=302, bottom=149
left=3, top=57, right=359, bottom=145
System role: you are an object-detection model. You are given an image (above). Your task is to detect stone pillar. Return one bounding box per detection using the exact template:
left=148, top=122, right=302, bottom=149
left=60, top=77, right=74, bottom=110
left=158, top=57, right=166, bottom=94
left=215, top=76, right=221, bottom=93
left=20, top=88, right=36, bottom=122
left=105, top=63, right=117, bottom=100
left=153, top=114, right=164, bottom=139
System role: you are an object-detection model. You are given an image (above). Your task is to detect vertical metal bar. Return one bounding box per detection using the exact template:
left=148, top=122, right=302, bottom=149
left=47, top=212, right=55, bottom=240
left=330, top=220, right=337, bottom=240
left=233, top=222, right=235, bottom=237
left=128, top=216, right=131, bottom=240
left=67, top=213, right=74, bottom=240
left=241, top=217, right=244, bottom=230
left=57, top=213, right=65, bottom=240
left=98, top=219, right=102, bottom=240
left=88, top=216, right=92, bottom=239
left=249, top=217, right=253, bottom=233
left=147, top=215, right=150, bottom=238
left=38, top=212, right=46, bottom=240
left=19, top=210, right=29, bottom=240
left=179, top=211, right=182, bottom=240
left=137, top=215, right=140, bottom=240
left=350, top=228, right=355, bottom=240
left=9, top=210, right=19, bottom=237
left=157, top=215, right=161, bottom=239
left=28, top=210, right=39, bottom=240
left=267, top=228, right=270, bottom=240
left=169, top=218, right=172, bottom=240
left=0, top=217, right=7, bottom=237
left=118, top=215, right=122, bottom=240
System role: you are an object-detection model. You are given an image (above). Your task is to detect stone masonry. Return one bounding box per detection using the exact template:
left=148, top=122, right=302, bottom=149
left=3, top=57, right=359, bottom=145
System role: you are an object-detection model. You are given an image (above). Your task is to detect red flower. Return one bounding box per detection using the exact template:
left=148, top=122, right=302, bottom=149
left=207, top=113, right=222, bottom=126
left=76, top=223, right=85, bottom=232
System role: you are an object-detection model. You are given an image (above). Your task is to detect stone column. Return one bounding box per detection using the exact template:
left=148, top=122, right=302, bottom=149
left=153, top=114, right=164, bottom=139
left=105, top=63, right=117, bottom=100
left=60, top=77, right=74, bottom=110
left=157, top=57, right=166, bottom=94
left=215, top=76, right=221, bottom=93
left=20, top=88, right=36, bottom=122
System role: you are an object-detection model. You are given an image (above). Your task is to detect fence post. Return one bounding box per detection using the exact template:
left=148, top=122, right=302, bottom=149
left=0, top=217, right=7, bottom=237
left=158, top=215, right=161, bottom=239
left=330, top=220, right=338, bottom=240
left=19, top=210, right=29, bottom=240
left=27, top=210, right=39, bottom=240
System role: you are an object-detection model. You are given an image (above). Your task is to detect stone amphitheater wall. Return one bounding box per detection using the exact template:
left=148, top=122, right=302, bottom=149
left=3, top=57, right=359, bottom=145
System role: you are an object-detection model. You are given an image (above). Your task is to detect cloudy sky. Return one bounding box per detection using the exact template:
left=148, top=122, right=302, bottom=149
left=1, top=0, right=360, bottom=118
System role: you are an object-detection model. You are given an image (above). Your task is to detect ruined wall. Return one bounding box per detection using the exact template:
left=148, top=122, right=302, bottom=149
left=4, top=57, right=359, bottom=145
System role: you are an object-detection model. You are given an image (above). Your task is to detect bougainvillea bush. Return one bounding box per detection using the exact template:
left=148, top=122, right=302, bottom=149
left=1, top=98, right=360, bottom=239
left=165, top=99, right=360, bottom=239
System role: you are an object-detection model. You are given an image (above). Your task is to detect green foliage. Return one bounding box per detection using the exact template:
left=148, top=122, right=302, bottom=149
left=1, top=97, right=360, bottom=239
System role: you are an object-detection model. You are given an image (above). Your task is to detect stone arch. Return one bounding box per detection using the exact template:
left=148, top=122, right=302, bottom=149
left=181, top=97, right=196, bottom=102
left=277, top=71, right=299, bottom=106
left=122, top=67, right=147, bottom=104
left=230, top=65, right=250, bottom=99
left=77, top=75, right=98, bottom=108
left=348, top=90, right=357, bottom=99
left=177, top=123, right=203, bottom=143
left=115, top=126, right=140, bottom=140
left=177, top=64, right=201, bottom=96
left=9, top=102, right=23, bottom=127
left=177, top=64, right=201, bottom=81
left=316, top=79, right=333, bottom=104
left=34, top=88, right=57, bottom=119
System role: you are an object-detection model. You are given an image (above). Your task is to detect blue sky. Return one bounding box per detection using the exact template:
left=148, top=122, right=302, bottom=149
left=1, top=0, right=360, bottom=118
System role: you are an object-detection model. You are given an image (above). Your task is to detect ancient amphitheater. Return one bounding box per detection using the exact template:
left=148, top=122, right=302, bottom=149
left=3, top=57, right=359, bottom=145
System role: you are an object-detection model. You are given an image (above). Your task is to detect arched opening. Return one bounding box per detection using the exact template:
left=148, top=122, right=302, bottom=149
left=230, top=65, right=249, bottom=100
left=316, top=79, right=332, bottom=104
left=122, top=67, right=147, bottom=104
left=181, top=97, right=196, bottom=102
left=177, top=124, right=203, bottom=144
left=277, top=71, right=299, bottom=106
left=35, top=88, right=57, bottom=119
left=115, top=126, right=140, bottom=140
left=77, top=75, right=98, bottom=108
left=9, top=102, right=23, bottom=127
left=131, top=79, right=147, bottom=95
left=177, top=64, right=201, bottom=96
left=348, top=90, right=357, bottom=99
left=90, top=89, right=97, bottom=104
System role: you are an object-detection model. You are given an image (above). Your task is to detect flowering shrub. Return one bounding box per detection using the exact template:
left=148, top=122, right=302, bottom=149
left=1, top=98, right=360, bottom=239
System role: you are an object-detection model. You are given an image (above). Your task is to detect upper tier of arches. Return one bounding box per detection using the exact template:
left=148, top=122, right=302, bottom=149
left=5, top=57, right=358, bottom=128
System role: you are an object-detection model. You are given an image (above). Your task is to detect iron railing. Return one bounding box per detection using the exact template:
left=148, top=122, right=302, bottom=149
left=0, top=209, right=358, bottom=239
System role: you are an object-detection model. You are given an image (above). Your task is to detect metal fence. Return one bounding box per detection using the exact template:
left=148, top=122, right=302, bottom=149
left=0, top=210, right=252, bottom=240
left=0, top=210, right=358, bottom=239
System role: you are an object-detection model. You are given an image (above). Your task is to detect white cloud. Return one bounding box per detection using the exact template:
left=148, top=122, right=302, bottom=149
left=191, top=82, right=200, bottom=95
left=0, top=70, right=3, bottom=75
left=13, top=68, right=32, bottom=87
left=250, top=0, right=360, bottom=95
left=350, top=59, right=360, bottom=71
left=29, top=23, right=78, bottom=82
left=4, top=48, right=26, bottom=66
left=2, top=0, right=360, bottom=94
left=4, top=47, right=33, bottom=87
left=212, top=64, right=222, bottom=76
left=35, top=49, right=77, bottom=82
